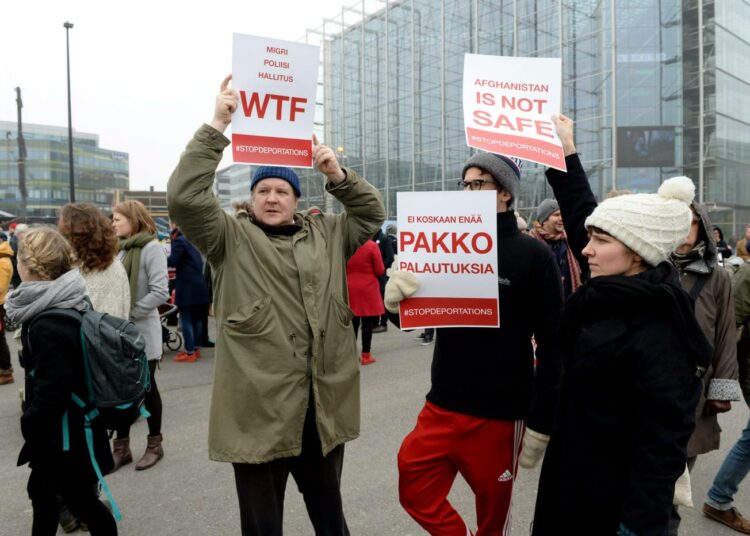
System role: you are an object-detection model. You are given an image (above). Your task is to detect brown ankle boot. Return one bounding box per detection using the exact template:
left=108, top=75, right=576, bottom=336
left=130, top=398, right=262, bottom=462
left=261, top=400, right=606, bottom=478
left=111, top=438, right=132, bottom=472
left=135, top=434, right=164, bottom=471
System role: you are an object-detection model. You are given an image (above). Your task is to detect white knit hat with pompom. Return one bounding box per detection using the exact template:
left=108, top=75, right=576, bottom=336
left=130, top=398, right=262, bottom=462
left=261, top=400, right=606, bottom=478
left=584, top=176, right=695, bottom=266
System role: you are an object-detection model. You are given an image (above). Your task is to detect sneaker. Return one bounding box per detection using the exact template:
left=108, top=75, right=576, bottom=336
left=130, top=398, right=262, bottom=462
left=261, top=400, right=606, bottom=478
left=703, top=503, right=750, bottom=534
left=420, top=336, right=434, bottom=346
left=371, top=325, right=387, bottom=333
left=414, top=332, right=426, bottom=341
left=58, top=504, right=79, bottom=533
left=174, top=351, right=198, bottom=363
left=360, top=352, right=377, bottom=366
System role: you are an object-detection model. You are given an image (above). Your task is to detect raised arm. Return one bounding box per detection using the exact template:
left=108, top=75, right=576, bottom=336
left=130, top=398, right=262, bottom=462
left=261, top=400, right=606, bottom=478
left=544, top=115, right=598, bottom=280
left=167, top=75, right=239, bottom=265
left=314, top=137, right=385, bottom=258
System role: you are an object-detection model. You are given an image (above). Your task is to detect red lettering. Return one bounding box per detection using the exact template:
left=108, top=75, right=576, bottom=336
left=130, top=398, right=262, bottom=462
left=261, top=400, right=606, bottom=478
left=500, top=96, right=548, bottom=113
left=536, top=121, right=555, bottom=139
left=452, top=232, right=470, bottom=253
left=414, top=233, right=430, bottom=252
left=473, top=110, right=493, bottom=127
left=240, top=91, right=270, bottom=118
left=290, top=97, right=307, bottom=121
left=240, top=92, right=307, bottom=121
left=471, top=232, right=493, bottom=254
left=432, top=232, right=450, bottom=253
left=400, top=232, right=415, bottom=252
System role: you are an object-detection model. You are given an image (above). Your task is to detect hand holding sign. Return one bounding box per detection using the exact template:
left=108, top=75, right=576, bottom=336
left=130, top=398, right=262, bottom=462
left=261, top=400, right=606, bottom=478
left=211, top=75, right=240, bottom=134
left=312, top=134, right=346, bottom=184
left=551, top=114, right=576, bottom=157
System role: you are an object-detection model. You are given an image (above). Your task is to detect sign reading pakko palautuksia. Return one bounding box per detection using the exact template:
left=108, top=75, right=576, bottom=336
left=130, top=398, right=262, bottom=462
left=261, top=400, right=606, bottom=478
left=397, top=191, right=499, bottom=329
left=231, top=33, right=320, bottom=168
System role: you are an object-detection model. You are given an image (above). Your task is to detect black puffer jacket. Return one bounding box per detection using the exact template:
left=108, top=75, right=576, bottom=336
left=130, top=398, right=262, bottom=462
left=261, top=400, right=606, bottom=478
left=18, top=313, right=114, bottom=478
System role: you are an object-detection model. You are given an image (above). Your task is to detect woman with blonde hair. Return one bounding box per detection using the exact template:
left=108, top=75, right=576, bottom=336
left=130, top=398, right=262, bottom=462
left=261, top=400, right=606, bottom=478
left=111, top=200, right=169, bottom=471
left=6, top=227, right=117, bottom=535
left=59, top=203, right=130, bottom=319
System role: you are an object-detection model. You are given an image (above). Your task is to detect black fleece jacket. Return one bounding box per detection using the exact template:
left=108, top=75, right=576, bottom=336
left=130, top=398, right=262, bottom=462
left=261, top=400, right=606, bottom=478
left=390, top=210, right=564, bottom=433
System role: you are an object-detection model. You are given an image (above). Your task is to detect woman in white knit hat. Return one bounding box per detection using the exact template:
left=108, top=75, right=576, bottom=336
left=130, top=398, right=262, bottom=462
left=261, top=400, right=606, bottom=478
left=525, top=115, right=713, bottom=535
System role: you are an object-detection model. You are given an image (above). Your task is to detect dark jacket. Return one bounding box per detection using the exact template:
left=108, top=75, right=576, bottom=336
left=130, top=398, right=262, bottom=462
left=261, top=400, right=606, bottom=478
left=671, top=203, right=740, bottom=457
left=533, top=154, right=712, bottom=535
left=18, top=313, right=114, bottom=478
left=167, top=231, right=210, bottom=307
left=390, top=210, right=564, bottom=433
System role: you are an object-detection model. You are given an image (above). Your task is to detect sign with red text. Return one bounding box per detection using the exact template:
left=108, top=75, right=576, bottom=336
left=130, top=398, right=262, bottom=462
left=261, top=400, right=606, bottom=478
left=232, top=34, right=320, bottom=167
left=396, top=191, right=499, bottom=329
left=463, top=54, right=566, bottom=171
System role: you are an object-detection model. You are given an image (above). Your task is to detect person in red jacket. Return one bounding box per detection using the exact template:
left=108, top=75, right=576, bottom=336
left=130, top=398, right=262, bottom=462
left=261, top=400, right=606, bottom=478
left=346, top=239, right=385, bottom=365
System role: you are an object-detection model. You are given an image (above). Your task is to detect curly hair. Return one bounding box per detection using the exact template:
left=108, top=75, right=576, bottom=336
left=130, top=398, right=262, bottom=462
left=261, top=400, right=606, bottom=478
left=113, top=200, right=157, bottom=235
left=18, top=227, right=76, bottom=282
left=58, top=203, right=118, bottom=273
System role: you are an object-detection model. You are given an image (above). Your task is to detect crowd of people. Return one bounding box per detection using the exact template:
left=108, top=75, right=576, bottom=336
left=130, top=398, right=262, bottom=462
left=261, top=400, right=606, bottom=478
left=2, top=75, right=750, bottom=536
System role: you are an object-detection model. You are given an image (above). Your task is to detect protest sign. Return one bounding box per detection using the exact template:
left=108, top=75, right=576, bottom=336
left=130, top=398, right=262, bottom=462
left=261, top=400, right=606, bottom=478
left=232, top=34, right=320, bottom=167
left=396, top=191, right=499, bottom=329
left=463, top=54, right=566, bottom=171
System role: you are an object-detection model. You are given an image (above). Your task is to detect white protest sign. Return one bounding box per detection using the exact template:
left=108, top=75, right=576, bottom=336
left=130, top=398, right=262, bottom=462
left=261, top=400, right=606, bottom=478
left=463, top=54, right=566, bottom=171
left=396, top=191, right=499, bottom=329
left=232, top=34, right=320, bottom=167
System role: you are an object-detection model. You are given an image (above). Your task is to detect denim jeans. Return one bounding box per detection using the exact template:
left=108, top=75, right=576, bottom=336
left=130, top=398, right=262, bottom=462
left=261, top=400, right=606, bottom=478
left=706, top=414, right=750, bottom=510
left=179, top=304, right=204, bottom=354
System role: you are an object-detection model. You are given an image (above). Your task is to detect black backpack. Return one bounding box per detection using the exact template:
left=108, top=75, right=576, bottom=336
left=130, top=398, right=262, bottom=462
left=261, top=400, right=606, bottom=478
left=29, top=307, right=151, bottom=521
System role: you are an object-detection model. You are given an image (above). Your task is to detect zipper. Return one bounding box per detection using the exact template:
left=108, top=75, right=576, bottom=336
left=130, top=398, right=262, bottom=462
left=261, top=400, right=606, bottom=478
left=320, top=330, right=326, bottom=374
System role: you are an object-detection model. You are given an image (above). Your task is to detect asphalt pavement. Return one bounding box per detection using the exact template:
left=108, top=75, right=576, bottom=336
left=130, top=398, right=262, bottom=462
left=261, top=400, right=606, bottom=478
left=1, top=321, right=747, bottom=535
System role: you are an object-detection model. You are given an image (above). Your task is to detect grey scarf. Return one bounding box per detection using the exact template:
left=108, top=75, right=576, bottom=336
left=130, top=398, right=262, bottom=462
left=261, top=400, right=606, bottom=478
left=671, top=242, right=711, bottom=275
left=5, top=268, right=90, bottom=325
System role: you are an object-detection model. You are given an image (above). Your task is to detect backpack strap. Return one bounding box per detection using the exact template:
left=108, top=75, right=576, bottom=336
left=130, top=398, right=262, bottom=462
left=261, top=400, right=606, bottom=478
left=689, top=274, right=710, bottom=301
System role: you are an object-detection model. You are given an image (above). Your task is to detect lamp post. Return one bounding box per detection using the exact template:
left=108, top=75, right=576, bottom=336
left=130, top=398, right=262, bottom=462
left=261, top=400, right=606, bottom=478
left=64, top=21, right=75, bottom=203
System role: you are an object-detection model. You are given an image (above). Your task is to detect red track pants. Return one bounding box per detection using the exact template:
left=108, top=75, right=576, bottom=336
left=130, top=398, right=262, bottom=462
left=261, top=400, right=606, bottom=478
left=398, top=401, right=524, bottom=536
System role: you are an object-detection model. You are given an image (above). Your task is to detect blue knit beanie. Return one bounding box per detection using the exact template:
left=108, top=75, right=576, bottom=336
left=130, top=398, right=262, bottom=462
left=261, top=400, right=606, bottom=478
left=251, top=166, right=302, bottom=197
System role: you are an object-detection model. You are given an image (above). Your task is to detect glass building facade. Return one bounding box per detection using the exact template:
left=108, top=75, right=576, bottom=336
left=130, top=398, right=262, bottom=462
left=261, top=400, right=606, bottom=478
left=0, top=121, right=129, bottom=219
left=300, top=0, right=750, bottom=238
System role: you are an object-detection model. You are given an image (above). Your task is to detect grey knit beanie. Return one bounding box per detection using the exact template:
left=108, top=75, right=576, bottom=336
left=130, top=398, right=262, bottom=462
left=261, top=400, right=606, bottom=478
left=462, top=152, right=522, bottom=201
left=537, top=199, right=560, bottom=224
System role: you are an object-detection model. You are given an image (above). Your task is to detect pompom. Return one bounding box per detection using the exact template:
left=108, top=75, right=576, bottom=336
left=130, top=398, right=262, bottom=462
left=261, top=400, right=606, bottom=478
left=658, top=176, right=695, bottom=204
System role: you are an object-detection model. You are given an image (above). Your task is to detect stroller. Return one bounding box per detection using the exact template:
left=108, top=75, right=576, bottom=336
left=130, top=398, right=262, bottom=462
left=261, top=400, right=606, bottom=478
left=158, top=303, right=182, bottom=352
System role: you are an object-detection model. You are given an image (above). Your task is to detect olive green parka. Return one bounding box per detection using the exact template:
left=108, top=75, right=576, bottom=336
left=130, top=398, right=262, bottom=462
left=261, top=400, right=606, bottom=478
left=167, top=125, right=385, bottom=463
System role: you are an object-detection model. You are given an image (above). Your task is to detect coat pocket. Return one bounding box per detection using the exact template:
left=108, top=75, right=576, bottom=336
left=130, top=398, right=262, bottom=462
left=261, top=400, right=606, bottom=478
left=225, top=296, right=273, bottom=334
left=330, top=295, right=353, bottom=327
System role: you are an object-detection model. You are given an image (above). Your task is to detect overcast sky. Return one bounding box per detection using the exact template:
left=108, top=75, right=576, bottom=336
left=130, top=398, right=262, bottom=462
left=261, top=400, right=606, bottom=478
left=2, top=0, right=352, bottom=191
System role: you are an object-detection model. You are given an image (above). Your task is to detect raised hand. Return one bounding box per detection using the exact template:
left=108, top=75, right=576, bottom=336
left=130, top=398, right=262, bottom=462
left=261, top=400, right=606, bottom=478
left=551, top=113, right=576, bottom=157
left=312, top=134, right=346, bottom=184
left=210, top=74, right=239, bottom=134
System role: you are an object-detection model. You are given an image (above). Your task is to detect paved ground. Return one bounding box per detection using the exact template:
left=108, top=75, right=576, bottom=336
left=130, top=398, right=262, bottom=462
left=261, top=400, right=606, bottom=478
left=1, top=322, right=748, bottom=535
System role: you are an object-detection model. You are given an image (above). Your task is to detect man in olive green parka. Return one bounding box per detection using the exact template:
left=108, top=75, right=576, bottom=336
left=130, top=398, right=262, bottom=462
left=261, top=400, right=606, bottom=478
left=167, top=75, right=385, bottom=535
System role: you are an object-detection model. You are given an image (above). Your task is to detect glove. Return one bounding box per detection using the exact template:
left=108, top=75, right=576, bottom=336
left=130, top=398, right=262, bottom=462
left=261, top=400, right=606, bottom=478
left=383, top=271, right=419, bottom=313
left=673, top=464, right=693, bottom=507
left=519, top=428, right=550, bottom=469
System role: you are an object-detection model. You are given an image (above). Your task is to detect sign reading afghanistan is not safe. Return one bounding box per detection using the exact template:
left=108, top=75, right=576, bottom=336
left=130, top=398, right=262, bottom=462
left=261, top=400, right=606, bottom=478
left=396, top=191, right=499, bottom=329
left=463, top=54, right=567, bottom=171
left=231, top=33, right=320, bottom=168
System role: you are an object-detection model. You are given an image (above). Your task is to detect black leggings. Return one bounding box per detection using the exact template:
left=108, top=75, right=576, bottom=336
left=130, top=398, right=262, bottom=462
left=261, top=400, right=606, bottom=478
left=352, top=316, right=378, bottom=353
left=28, top=465, right=117, bottom=536
left=117, top=360, right=162, bottom=438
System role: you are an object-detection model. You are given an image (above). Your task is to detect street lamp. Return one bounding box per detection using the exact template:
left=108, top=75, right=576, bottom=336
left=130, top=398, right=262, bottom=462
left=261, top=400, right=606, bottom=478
left=64, top=21, right=75, bottom=203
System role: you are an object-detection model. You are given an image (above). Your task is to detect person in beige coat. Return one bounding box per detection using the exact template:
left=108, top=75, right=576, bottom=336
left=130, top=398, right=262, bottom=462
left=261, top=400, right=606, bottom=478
left=668, top=196, right=742, bottom=534
left=167, top=75, right=385, bottom=536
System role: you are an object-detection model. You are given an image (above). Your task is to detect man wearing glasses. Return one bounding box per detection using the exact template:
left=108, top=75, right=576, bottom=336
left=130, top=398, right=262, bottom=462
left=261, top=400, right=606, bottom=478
left=387, top=151, right=564, bottom=535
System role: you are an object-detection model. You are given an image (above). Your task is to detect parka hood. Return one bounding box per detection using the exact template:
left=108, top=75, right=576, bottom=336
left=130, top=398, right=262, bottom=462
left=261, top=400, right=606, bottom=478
left=0, top=241, right=13, bottom=258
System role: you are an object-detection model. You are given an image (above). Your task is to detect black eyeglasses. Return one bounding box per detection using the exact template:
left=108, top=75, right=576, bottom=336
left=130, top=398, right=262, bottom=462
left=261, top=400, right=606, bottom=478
left=457, top=179, right=496, bottom=191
